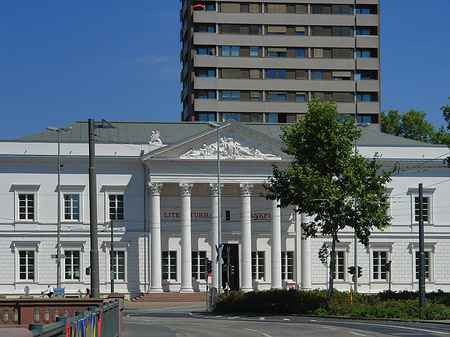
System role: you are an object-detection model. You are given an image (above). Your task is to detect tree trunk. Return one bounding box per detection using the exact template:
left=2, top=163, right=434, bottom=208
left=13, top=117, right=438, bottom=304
left=328, top=233, right=336, bottom=298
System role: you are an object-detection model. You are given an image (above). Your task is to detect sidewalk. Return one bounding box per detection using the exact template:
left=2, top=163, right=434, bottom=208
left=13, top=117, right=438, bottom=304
left=124, top=301, right=204, bottom=310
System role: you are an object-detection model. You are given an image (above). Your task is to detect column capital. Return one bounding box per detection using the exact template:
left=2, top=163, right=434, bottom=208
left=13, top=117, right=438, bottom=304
left=179, top=183, right=194, bottom=196
left=209, top=183, right=223, bottom=196
left=239, top=183, right=253, bottom=196
left=148, top=182, right=163, bottom=196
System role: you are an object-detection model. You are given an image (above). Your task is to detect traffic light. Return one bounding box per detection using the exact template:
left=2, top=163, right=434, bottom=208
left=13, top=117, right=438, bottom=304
left=357, top=266, right=363, bottom=278
left=207, top=259, right=212, bottom=274
left=223, top=264, right=229, bottom=272
left=230, top=265, right=235, bottom=275
left=348, top=266, right=356, bottom=275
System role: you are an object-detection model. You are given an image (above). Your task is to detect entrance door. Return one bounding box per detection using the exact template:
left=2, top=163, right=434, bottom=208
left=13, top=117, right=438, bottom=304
left=222, top=244, right=239, bottom=291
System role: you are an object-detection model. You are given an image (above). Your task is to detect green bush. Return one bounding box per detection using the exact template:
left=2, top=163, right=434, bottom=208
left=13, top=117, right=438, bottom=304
left=212, top=289, right=450, bottom=320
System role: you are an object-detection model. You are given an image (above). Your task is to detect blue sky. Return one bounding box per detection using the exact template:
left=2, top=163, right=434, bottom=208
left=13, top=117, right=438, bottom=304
left=0, top=1, right=449, bottom=139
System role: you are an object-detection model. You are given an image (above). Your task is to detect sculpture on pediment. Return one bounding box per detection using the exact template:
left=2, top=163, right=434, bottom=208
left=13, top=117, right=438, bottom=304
left=181, top=137, right=277, bottom=159
left=149, top=131, right=163, bottom=145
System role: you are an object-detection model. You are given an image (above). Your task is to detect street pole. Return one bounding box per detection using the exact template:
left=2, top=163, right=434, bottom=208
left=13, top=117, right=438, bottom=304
left=111, top=219, right=115, bottom=293
left=56, top=130, right=61, bottom=289
left=353, top=0, right=358, bottom=294
left=418, top=183, right=426, bottom=308
left=216, top=125, right=222, bottom=294
left=88, top=118, right=100, bottom=298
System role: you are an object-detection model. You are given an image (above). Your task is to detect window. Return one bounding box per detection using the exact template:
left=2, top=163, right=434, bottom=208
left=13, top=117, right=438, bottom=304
left=296, top=93, right=306, bottom=102
left=222, top=91, right=240, bottom=101
left=357, top=115, right=372, bottom=124
left=250, top=46, right=259, bottom=57
left=373, top=251, right=387, bottom=280
left=111, top=251, right=125, bottom=280
left=267, top=26, right=286, bottom=35
left=250, top=91, right=261, bottom=101
left=355, top=71, right=378, bottom=80
left=356, top=93, right=378, bottom=102
left=195, top=46, right=215, bottom=55
left=356, top=27, right=376, bottom=36
left=192, top=251, right=207, bottom=280
left=199, top=113, right=216, bottom=121
left=334, top=251, right=345, bottom=280
left=296, top=49, right=305, bottom=58
left=162, top=251, right=177, bottom=280
left=356, top=49, right=377, bottom=58
left=195, top=24, right=215, bottom=33
left=222, top=46, right=240, bottom=56
left=225, top=210, right=231, bottom=221
left=415, top=197, right=429, bottom=223
left=415, top=251, right=430, bottom=281
left=268, top=48, right=286, bottom=58
left=64, top=194, right=80, bottom=221
left=222, top=113, right=241, bottom=122
left=268, top=92, right=287, bottom=102
left=109, top=194, right=124, bottom=221
left=249, top=25, right=259, bottom=35
left=313, top=71, right=323, bottom=80
left=196, top=90, right=216, bottom=99
left=332, top=4, right=351, bottom=14
left=221, top=24, right=241, bottom=34
left=267, top=113, right=278, bottom=123
left=64, top=250, right=80, bottom=280
left=19, top=250, right=35, bottom=280
left=221, top=2, right=240, bottom=13
left=267, top=69, right=286, bottom=79
left=196, top=68, right=216, bottom=77
left=295, top=27, right=306, bottom=35
left=281, top=251, right=294, bottom=280
left=18, top=194, right=35, bottom=221
left=252, top=251, right=265, bottom=280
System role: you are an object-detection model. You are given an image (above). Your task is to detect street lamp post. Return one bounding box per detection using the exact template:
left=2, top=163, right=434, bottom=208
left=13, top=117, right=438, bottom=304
left=88, top=118, right=116, bottom=298
left=207, top=121, right=222, bottom=293
left=46, top=126, right=72, bottom=289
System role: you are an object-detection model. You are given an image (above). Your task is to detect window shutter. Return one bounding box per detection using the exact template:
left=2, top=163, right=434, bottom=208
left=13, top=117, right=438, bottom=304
left=221, top=3, right=241, bottom=13
left=295, top=26, right=306, bottom=33
left=313, top=49, right=324, bottom=58
left=268, top=47, right=287, bottom=52
left=222, top=68, right=241, bottom=79
left=267, top=4, right=286, bottom=13
left=267, top=26, right=287, bottom=33
left=295, top=5, right=306, bottom=14
left=249, top=3, right=259, bottom=13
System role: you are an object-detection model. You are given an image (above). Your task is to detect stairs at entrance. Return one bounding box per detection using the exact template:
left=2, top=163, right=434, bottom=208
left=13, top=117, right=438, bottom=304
left=132, top=292, right=207, bottom=302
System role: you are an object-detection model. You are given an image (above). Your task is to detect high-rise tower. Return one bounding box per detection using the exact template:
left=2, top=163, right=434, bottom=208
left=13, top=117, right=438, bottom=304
left=180, top=0, right=380, bottom=129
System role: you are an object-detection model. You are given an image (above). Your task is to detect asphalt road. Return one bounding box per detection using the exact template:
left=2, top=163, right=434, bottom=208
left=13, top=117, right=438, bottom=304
left=123, top=305, right=450, bottom=337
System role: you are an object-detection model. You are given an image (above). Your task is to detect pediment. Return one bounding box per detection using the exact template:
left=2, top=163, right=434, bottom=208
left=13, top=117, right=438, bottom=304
left=141, top=121, right=288, bottom=162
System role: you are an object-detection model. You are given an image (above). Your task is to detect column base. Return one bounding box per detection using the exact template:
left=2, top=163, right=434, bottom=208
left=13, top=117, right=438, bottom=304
left=180, top=287, right=194, bottom=293
left=149, top=287, right=164, bottom=293
left=241, top=287, right=253, bottom=293
left=271, top=286, right=283, bottom=290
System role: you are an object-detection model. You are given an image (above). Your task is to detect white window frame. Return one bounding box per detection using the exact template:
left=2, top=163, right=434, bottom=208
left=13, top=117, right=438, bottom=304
left=102, top=241, right=130, bottom=283
left=281, top=251, right=294, bottom=281
left=13, top=241, right=40, bottom=283
left=101, top=186, right=129, bottom=223
left=162, top=251, right=178, bottom=281
left=383, top=187, right=393, bottom=217
left=61, top=241, right=85, bottom=282
left=252, top=251, right=265, bottom=281
left=408, top=187, right=435, bottom=225
left=12, top=185, right=40, bottom=223
left=60, top=185, right=85, bottom=223
left=408, top=242, right=435, bottom=283
left=192, top=251, right=207, bottom=280
left=369, top=242, right=393, bottom=283
left=324, top=241, right=350, bottom=282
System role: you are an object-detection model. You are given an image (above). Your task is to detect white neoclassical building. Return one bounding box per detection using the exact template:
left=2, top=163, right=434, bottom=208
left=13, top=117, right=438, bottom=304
left=1, top=120, right=449, bottom=298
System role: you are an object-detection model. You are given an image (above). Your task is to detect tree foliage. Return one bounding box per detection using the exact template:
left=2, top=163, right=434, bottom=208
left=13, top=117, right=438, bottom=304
left=382, top=101, right=450, bottom=146
left=266, top=99, right=392, bottom=296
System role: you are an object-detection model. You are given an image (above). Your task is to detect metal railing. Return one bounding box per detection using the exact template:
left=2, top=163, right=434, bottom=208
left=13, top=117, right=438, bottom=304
left=29, top=299, right=120, bottom=337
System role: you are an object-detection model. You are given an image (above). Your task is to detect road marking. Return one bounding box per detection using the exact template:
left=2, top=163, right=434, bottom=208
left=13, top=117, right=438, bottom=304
left=310, top=319, right=317, bottom=322
left=283, top=318, right=290, bottom=321
left=244, top=328, right=273, bottom=337
left=321, top=326, right=337, bottom=331
left=349, top=332, right=366, bottom=336
left=259, top=317, right=265, bottom=320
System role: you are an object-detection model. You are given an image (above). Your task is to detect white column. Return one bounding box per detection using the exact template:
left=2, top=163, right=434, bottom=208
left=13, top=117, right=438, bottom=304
left=210, top=183, right=221, bottom=290
left=180, top=183, right=194, bottom=293
left=149, top=182, right=163, bottom=293
left=271, top=199, right=282, bottom=289
left=240, top=183, right=253, bottom=292
left=300, top=213, right=312, bottom=290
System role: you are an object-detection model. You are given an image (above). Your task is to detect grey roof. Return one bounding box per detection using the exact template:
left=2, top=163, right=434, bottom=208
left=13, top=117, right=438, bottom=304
left=7, top=120, right=443, bottom=148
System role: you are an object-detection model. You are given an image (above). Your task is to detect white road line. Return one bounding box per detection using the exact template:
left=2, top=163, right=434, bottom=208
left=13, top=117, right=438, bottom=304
left=349, top=332, right=366, bottom=336
left=259, top=317, right=265, bottom=320
left=310, top=319, right=317, bottom=322
left=244, top=328, right=273, bottom=337
left=283, top=318, right=290, bottom=321
left=321, top=326, right=338, bottom=331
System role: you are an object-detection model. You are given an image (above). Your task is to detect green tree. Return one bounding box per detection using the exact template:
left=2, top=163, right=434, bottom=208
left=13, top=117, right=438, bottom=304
left=442, top=96, right=450, bottom=131
left=381, top=109, right=402, bottom=136
left=266, top=100, right=392, bottom=297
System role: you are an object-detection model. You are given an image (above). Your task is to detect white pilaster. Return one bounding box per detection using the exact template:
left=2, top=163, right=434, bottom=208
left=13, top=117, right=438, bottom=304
left=180, top=183, right=194, bottom=293
left=300, top=213, right=312, bottom=290
left=271, top=199, right=282, bottom=289
left=240, top=183, right=253, bottom=292
left=149, top=182, right=163, bottom=293
left=210, top=183, right=222, bottom=290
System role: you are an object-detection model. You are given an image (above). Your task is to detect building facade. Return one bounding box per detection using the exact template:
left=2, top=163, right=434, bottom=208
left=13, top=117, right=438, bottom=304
left=180, top=0, right=381, bottom=129
left=1, top=120, right=449, bottom=298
